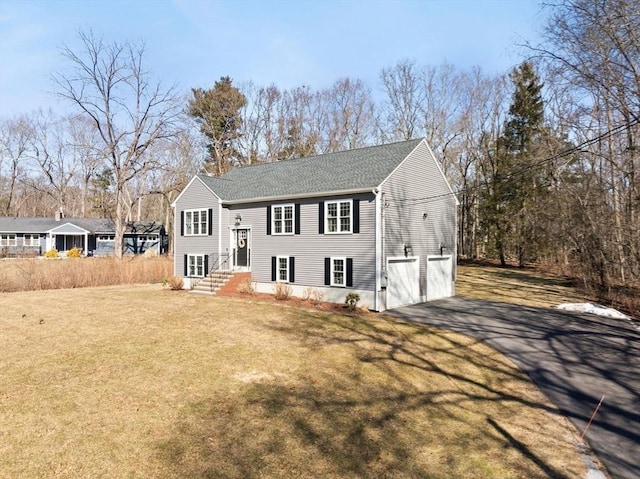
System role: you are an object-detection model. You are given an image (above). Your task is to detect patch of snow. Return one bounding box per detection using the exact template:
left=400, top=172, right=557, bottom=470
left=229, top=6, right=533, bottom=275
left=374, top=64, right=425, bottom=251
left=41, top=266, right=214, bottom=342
left=555, top=302, right=632, bottom=320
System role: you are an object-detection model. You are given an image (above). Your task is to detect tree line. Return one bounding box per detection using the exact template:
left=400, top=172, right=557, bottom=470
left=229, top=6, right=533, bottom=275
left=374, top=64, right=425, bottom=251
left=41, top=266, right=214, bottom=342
left=1, top=0, right=638, bottom=299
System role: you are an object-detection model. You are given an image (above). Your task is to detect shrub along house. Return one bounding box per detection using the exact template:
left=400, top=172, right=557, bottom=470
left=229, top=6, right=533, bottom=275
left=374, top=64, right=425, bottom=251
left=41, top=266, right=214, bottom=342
left=0, top=216, right=167, bottom=257
left=172, top=138, right=458, bottom=311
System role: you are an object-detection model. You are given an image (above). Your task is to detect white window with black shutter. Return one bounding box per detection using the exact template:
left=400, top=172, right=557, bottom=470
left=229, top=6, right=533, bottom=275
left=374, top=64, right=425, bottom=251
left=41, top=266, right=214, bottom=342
left=319, top=199, right=359, bottom=234
left=267, top=204, right=300, bottom=235
left=325, top=257, right=353, bottom=287
left=181, top=208, right=213, bottom=236
left=184, top=254, right=208, bottom=277
left=271, top=255, right=295, bottom=283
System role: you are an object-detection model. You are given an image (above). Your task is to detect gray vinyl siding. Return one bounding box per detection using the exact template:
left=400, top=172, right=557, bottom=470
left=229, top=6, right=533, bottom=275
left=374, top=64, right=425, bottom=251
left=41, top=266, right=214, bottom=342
left=381, top=141, right=457, bottom=297
left=0, top=233, right=43, bottom=256
left=173, top=177, right=220, bottom=276
left=227, top=193, right=376, bottom=291
left=220, top=206, right=231, bottom=259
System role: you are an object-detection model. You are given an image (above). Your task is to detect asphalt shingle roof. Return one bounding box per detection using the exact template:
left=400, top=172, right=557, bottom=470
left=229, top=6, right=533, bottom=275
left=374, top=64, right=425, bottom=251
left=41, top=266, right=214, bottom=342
left=198, top=138, right=423, bottom=202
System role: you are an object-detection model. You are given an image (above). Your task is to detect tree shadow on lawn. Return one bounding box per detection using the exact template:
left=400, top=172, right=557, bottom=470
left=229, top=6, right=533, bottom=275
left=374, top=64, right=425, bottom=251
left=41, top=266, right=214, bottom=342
left=157, top=312, right=578, bottom=479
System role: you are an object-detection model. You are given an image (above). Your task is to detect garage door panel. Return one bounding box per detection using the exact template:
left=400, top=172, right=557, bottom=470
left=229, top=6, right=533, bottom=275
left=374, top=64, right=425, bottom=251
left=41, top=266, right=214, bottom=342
left=387, top=258, right=420, bottom=309
left=426, top=255, right=453, bottom=301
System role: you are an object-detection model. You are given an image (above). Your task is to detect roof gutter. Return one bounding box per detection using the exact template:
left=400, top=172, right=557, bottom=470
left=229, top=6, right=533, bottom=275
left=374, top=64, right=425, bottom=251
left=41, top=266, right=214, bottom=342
left=221, top=187, right=375, bottom=205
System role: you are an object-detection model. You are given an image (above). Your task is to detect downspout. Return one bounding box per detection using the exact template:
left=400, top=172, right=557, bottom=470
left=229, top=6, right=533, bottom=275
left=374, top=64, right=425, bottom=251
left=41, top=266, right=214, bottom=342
left=218, top=198, right=223, bottom=268
left=373, top=188, right=381, bottom=312
left=381, top=191, right=387, bottom=309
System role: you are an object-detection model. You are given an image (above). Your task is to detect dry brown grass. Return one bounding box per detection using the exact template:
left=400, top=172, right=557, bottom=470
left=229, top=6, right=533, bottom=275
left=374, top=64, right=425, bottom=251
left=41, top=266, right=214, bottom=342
left=456, top=262, right=595, bottom=309
left=1, top=285, right=587, bottom=479
left=0, top=256, right=172, bottom=292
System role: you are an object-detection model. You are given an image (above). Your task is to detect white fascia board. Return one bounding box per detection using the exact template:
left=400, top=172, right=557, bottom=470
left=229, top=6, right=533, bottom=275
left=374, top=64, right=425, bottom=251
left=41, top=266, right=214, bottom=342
left=222, top=187, right=373, bottom=205
left=170, top=175, right=222, bottom=207
left=378, top=138, right=423, bottom=191
left=378, top=138, right=460, bottom=206
left=423, top=139, right=460, bottom=205
left=47, top=222, right=90, bottom=234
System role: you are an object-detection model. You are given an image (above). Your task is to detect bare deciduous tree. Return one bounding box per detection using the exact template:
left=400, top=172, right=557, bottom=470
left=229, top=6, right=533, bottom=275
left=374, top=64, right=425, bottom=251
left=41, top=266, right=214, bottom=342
left=380, top=60, right=425, bottom=141
left=0, top=116, right=33, bottom=215
left=54, top=30, right=181, bottom=258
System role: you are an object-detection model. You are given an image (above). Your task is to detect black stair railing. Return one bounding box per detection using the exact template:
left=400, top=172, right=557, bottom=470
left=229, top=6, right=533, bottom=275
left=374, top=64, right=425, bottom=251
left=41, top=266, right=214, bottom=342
left=207, top=252, right=231, bottom=293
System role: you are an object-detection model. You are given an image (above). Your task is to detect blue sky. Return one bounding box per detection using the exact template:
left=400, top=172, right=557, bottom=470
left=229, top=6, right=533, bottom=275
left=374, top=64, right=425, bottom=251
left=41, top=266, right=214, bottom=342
left=0, top=0, right=547, bottom=118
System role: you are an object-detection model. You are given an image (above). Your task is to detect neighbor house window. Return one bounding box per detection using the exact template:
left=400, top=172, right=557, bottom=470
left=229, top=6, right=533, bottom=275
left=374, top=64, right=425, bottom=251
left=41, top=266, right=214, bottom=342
left=272, top=204, right=294, bottom=235
left=277, top=256, right=289, bottom=282
left=188, top=254, right=205, bottom=277
left=23, top=234, right=40, bottom=247
left=326, top=200, right=351, bottom=233
left=331, top=257, right=346, bottom=286
left=98, top=235, right=115, bottom=241
left=184, top=209, right=208, bottom=236
left=0, top=234, right=17, bottom=246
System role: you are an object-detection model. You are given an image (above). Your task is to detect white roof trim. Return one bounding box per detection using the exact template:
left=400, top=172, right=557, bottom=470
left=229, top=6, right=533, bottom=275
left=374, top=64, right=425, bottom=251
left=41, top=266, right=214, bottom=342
left=171, top=175, right=221, bottom=207
left=48, top=222, right=90, bottom=234
left=222, top=187, right=374, bottom=205
left=378, top=138, right=459, bottom=205
left=423, top=139, right=459, bottom=205
left=377, top=138, right=424, bottom=191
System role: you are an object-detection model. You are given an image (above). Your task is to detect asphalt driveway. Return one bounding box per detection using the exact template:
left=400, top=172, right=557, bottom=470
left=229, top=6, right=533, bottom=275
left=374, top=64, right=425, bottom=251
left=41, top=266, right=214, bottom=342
left=389, top=297, right=640, bottom=479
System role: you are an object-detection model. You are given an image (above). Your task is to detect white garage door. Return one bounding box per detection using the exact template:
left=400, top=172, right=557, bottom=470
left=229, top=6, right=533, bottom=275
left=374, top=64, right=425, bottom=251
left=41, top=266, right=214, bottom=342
left=387, top=257, right=420, bottom=309
left=426, top=255, right=453, bottom=301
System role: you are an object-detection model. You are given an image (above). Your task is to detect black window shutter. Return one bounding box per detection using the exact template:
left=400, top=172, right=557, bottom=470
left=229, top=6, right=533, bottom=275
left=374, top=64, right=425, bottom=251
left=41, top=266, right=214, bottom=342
left=271, top=256, right=277, bottom=281
left=208, top=209, right=213, bottom=236
left=295, top=204, right=301, bottom=235
left=180, top=211, right=184, bottom=236
left=346, top=258, right=353, bottom=287
left=324, top=257, right=331, bottom=285
left=289, top=257, right=295, bottom=283
left=184, top=254, right=188, bottom=276
left=266, top=206, right=272, bottom=235
left=353, top=200, right=360, bottom=234
left=204, top=255, right=209, bottom=276
left=319, top=202, right=324, bottom=234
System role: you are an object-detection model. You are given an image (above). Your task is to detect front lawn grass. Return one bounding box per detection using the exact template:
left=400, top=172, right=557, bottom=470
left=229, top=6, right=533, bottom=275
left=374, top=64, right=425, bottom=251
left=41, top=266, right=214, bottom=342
left=456, top=262, right=594, bottom=308
left=1, top=285, right=586, bottom=478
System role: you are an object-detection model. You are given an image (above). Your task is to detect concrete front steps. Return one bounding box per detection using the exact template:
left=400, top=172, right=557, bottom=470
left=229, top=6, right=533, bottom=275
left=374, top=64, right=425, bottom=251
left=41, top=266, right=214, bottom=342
left=190, top=270, right=234, bottom=295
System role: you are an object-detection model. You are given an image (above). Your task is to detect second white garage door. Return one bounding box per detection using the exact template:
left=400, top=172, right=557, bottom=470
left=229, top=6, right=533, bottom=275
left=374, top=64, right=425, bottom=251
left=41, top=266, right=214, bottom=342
left=426, top=255, right=454, bottom=301
left=387, top=257, right=420, bottom=309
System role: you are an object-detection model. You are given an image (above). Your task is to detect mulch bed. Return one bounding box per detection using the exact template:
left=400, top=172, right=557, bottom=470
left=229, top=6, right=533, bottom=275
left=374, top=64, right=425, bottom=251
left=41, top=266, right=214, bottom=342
left=216, top=284, right=368, bottom=316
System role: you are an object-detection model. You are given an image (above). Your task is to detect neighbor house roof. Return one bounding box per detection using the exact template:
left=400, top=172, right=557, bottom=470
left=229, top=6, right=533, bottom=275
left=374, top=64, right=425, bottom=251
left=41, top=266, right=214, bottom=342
left=0, top=217, right=164, bottom=235
left=197, top=138, right=423, bottom=203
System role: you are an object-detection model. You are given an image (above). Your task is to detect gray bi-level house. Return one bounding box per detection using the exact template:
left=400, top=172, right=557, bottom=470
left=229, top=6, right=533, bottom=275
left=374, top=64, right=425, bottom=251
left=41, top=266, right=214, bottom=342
left=172, top=138, right=458, bottom=311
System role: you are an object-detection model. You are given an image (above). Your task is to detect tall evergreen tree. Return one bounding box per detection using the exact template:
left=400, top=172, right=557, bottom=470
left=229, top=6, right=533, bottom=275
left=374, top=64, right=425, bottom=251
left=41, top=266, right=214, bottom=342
left=188, top=76, right=247, bottom=176
left=482, top=62, right=545, bottom=266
